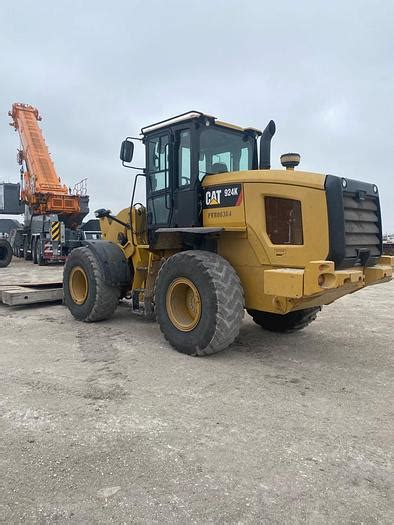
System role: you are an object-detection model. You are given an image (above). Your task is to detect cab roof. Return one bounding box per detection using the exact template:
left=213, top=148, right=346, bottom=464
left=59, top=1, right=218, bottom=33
left=141, top=111, right=262, bottom=135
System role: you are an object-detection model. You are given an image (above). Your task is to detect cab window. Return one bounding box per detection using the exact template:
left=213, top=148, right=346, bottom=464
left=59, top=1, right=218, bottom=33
left=148, top=134, right=169, bottom=192
left=199, top=126, right=254, bottom=179
left=178, top=130, right=191, bottom=187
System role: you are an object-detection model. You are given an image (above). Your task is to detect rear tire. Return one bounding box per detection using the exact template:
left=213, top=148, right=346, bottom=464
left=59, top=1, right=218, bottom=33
left=154, top=250, right=244, bottom=356
left=32, top=238, right=38, bottom=264
left=23, top=237, right=32, bottom=261
left=63, top=246, right=121, bottom=322
left=0, top=239, right=12, bottom=268
left=36, top=238, right=47, bottom=266
left=247, top=307, right=321, bottom=333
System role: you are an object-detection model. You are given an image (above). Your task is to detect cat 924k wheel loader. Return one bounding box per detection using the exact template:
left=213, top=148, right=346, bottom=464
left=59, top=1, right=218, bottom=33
left=63, top=111, right=393, bottom=356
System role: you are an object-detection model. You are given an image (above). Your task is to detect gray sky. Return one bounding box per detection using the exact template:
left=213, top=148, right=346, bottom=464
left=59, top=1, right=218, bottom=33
left=1, top=0, right=393, bottom=231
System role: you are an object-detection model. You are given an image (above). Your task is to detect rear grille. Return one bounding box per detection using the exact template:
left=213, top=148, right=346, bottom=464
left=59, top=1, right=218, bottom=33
left=343, top=193, right=381, bottom=258
left=325, top=175, right=383, bottom=269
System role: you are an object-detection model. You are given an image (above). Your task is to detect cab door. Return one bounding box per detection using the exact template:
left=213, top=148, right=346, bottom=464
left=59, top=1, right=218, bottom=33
left=146, top=132, right=172, bottom=235
left=172, top=128, right=201, bottom=227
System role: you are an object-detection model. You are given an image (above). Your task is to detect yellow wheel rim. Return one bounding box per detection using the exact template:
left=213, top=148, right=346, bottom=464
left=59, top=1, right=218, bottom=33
left=166, top=277, right=201, bottom=332
left=69, top=266, right=89, bottom=305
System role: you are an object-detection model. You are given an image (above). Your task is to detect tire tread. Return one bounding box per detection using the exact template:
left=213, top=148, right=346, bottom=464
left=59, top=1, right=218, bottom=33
left=155, top=250, right=244, bottom=356
left=248, top=307, right=321, bottom=333
left=64, top=247, right=120, bottom=322
left=0, top=239, right=12, bottom=268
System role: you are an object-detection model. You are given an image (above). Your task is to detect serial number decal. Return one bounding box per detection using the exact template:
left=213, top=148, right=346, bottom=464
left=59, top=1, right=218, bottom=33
left=203, top=183, right=243, bottom=209
left=207, top=210, right=232, bottom=219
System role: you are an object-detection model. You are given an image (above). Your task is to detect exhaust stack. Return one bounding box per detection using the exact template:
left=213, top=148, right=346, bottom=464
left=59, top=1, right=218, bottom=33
left=259, top=120, right=276, bottom=170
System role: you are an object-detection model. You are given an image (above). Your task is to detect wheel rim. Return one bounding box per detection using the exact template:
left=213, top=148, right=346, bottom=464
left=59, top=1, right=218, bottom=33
left=166, top=277, right=201, bottom=331
left=69, top=266, right=89, bottom=305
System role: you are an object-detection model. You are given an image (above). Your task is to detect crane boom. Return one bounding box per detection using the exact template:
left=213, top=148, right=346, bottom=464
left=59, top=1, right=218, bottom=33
left=6, top=103, right=93, bottom=264
left=9, top=103, right=80, bottom=216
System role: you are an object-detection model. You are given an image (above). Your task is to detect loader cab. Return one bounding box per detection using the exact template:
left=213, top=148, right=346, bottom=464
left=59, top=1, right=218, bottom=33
left=123, top=112, right=259, bottom=242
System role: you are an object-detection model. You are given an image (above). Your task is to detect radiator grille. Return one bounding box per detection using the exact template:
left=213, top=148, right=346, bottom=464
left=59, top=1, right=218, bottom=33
left=343, top=193, right=381, bottom=259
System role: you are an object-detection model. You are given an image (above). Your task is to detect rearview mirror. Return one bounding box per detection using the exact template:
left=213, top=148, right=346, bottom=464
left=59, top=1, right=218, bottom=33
left=120, top=139, right=134, bottom=163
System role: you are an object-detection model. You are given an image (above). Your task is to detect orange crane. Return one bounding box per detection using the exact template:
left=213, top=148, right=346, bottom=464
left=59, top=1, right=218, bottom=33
left=9, top=103, right=83, bottom=219
left=8, top=103, right=91, bottom=263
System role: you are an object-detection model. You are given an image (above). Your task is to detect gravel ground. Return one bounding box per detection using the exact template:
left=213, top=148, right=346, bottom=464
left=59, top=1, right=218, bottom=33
left=0, top=259, right=393, bottom=524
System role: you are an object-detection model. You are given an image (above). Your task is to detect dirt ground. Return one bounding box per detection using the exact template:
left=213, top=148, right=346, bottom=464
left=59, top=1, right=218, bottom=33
left=0, top=259, right=393, bottom=524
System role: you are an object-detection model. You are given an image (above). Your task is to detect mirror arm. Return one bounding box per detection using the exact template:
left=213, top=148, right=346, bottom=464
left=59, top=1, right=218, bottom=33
left=121, top=162, right=146, bottom=171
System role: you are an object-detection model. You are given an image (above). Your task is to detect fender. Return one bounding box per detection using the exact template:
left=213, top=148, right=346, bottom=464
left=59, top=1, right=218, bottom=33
left=152, top=227, right=223, bottom=250
left=82, top=240, right=131, bottom=287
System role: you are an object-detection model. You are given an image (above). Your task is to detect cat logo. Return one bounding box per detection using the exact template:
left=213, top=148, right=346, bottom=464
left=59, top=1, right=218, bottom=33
left=205, top=189, right=222, bottom=207
left=203, top=184, right=242, bottom=209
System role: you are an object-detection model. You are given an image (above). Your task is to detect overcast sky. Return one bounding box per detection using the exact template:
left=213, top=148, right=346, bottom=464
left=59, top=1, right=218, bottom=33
left=1, top=0, right=393, bottom=231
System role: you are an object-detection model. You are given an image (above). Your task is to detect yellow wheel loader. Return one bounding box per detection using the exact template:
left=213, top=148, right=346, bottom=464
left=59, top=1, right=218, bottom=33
left=63, top=111, right=393, bottom=356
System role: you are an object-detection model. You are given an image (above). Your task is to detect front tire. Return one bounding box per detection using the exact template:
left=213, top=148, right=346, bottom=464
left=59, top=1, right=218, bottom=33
left=63, top=247, right=121, bottom=322
left=154, top=250, right=244, bottom=356
left=247, top=307, right=321, bottom=333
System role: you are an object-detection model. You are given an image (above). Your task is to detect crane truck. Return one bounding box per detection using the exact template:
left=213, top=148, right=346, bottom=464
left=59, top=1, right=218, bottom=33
left=8, top=103, right=93, bottom=265
left=62, top=111, right=392, bottom=356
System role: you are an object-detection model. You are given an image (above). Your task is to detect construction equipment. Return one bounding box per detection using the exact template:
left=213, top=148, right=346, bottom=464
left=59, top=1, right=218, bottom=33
left=0, top=219, right=20, bottom=268
left=383, top=234, right=394, bottom=255
left=7, top=103, right=92, bottom=264
left=63, top=111, right=393, bottom=356
left=0, top=183, right=24, bottom=215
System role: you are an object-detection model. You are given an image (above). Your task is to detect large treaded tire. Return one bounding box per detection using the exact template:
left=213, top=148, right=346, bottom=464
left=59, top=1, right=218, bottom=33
left=32, top=238, right=38, bottom=264
left=37, top=239, right=47, bottom=266
left=63, top=246, right=120, bottom=322
left=0, top=240, right=12, bottom=268
left=154, top=250, right=244, bottom=356
left=23, top=236, right=32, bottom=261
left=247, top=307, right=321, bottom=333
